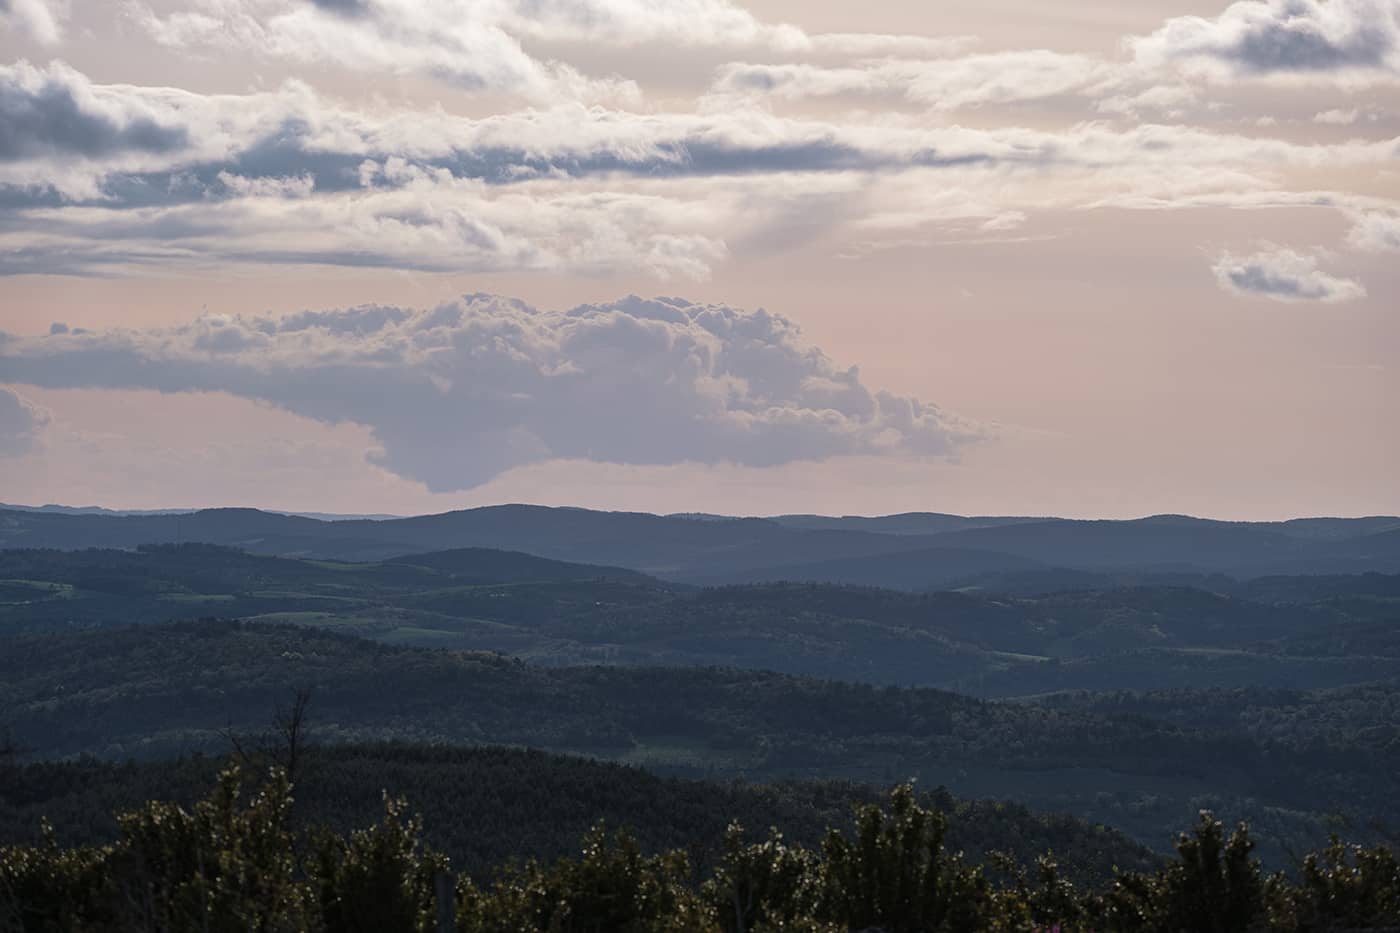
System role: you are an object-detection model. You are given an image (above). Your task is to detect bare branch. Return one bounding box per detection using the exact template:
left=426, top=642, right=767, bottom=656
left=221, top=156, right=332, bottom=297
left=273, top=686, right=314, bottom=781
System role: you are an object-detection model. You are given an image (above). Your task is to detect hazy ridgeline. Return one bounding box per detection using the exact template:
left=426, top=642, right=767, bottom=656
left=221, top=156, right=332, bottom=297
left=2, top=505, right=1398, bottom=929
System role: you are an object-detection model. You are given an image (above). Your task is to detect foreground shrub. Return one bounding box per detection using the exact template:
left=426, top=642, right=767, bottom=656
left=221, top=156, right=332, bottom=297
left=4, top=769, right=1400, bottom=932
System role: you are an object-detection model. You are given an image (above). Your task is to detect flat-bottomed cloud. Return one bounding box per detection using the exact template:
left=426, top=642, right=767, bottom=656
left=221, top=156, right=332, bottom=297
left=0, top=295, right=976, bottom=490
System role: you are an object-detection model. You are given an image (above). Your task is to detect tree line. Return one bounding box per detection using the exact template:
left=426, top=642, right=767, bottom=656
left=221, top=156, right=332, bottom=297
left=4, top=765, right=1399, bottom=932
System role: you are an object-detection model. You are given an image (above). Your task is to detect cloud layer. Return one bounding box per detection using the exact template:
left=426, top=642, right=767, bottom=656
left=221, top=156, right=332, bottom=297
left=127, top=0, right=965, bottom=104
left=0, top=294, right=973, bottom=489
left=1, top=2, right=1397, bottom=291
left=3, top=57, right=1397, bottom=279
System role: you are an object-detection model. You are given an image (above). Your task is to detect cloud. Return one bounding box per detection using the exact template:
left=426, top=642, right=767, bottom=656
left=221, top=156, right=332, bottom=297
left=137, top=0, right=962, bottom=57
left=0, top=61, right=189, bottom=162
left=0, top=177, right=731, bottom=278
left=1095, top=84, right=1200, bottom=119
left=1347, top=210, right=1400, bottom=250
left=0, top=61, right=1026, bottom=204
left=0, top=294, right=975, bottom=490
left=0, top=387, right=49, bottom=456
left=1212, top=248, right=1367, bottom=302
left=0, top=0, right=62, bottom=44
left=128, top=1, right=637, bottom=105
left=307, top=0, right=371, bottom=15
left=4, top=62, right=1399, bottom=278
left=710, top=2, right=1400, bottom=116
left=1133, top=0, right=1400, bottom=80
left=1314, top=107, right=1360, bottom=124
left=711, top=51, right=1111, bottom=109
left=126, top=0, right=963, bottom=103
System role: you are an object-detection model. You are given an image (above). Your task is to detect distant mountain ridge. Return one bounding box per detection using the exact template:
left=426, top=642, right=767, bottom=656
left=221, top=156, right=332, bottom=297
left=0, top=502, right=404, bottom=521
left=1, top=503, right=1397, bottom=586
left=683, top=512, right=1046, bottom=536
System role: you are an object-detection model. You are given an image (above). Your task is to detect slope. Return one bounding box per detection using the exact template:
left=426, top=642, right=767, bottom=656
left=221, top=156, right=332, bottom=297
left=3, top=621, right=1397, bottom=861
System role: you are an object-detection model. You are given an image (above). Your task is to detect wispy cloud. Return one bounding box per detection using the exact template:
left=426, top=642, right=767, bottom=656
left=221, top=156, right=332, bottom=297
left=1314, top=108, right=1360, bottom=124
left=710, top=51, right=1112, bottom=109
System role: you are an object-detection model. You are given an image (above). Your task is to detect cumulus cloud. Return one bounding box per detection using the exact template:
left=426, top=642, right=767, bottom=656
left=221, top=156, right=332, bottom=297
left=1347, top=210, right=1400, bottom=250
left=1212, top=248, right=1367, bottom=302
left=1134, top=0, right=1400, bottom=81
left=0, top=294, right=974, bottom=489
left=0, top=0, right=62, bottom=45
left=0, top=387, right=49, bottom=456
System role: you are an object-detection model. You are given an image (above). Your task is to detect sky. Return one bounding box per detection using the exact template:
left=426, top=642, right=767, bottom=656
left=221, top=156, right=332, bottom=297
left=0, top=0, right=1396, bottom=519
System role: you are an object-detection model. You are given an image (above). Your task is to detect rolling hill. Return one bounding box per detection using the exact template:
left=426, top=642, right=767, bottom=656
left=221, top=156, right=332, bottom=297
left=4, top=505, right=1399, bottom=584
left=3, top=544, right=1397, bottom=694
left=3, top=620, right=1397, bottom=863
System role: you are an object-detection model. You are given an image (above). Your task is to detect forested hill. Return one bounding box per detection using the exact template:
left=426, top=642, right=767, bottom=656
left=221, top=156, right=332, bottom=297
left=2, top=505, right=1397, bottom=583
left=0, top=744, right=1158, bottom=885
left=3, top=621, right=1397, bottom=863
left=4, top=545, right=1398, bottom=696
